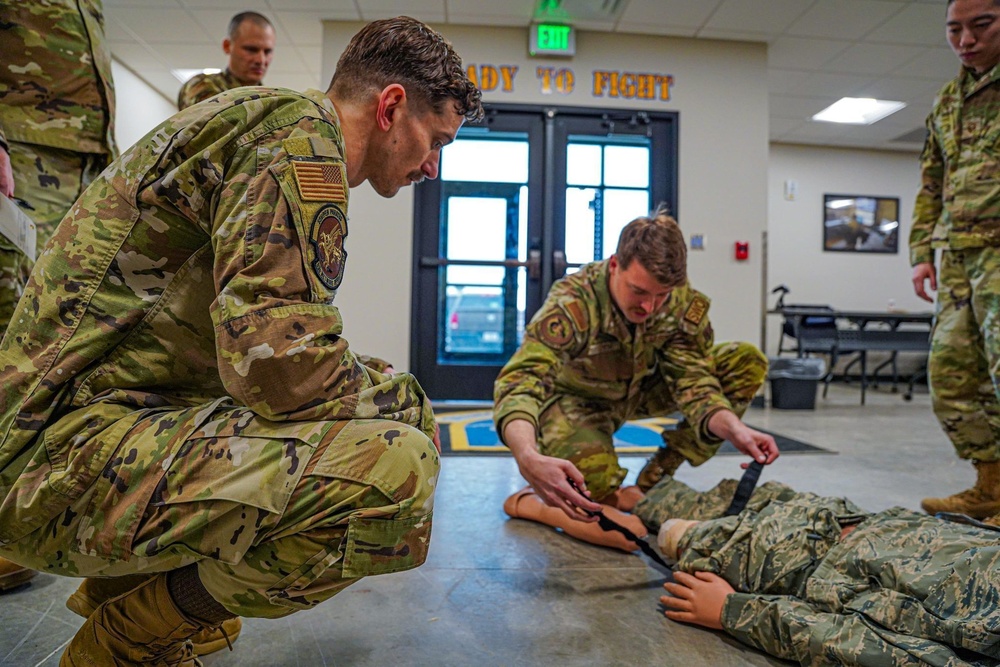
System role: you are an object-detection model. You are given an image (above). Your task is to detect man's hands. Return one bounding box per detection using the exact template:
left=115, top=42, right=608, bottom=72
left=503, top=419, right=603, bottom=521
left=911, top=262, right=937, bottom=303
left=661, top=571, right=734, bottom=630
left=0, top=146, right=14, bottom=198
left=707, top=410, right=779, bottom=468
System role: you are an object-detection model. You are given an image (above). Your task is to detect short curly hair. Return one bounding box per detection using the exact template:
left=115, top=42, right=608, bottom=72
left=615, top=204, right=687, bottom=288
left=328, top=16, right=483, bottom=122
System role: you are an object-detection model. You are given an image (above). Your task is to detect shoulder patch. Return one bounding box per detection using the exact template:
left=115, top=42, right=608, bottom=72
left=292, top=160, right=346, bottom=203
left=537, top=311, right=575, bottom=350
left=564, top=300, right=589, bottom=332
left=310, top=204, right=348, bottom=290
left=310, top=137, right=342, bottom=158
left=684, top=296, right=709, bottom=326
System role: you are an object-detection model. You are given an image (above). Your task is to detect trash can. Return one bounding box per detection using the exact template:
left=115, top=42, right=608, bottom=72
left=768, top=357, right=826, bottom=410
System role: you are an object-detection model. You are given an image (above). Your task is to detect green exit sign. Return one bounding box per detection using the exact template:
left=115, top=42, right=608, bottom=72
left=529, top=23, right=575, bottom=57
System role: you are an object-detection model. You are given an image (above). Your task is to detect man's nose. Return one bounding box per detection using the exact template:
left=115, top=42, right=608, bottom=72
left=422, top=154, right=440, bottom=180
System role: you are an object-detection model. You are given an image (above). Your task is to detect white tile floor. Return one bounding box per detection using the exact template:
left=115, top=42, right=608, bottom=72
left=0, top=382, right=971, bottom=666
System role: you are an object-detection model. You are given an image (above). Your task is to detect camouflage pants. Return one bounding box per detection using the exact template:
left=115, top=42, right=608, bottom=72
left=0, top=141, right=107, bottom=336
left=0, top=404, right=439, bottom=619
left=537, top=341, right=766, bottom=500
left=642, top=479, right=1000, bottom=666
left=633, top=475, right=798, bottom=529
left=929, top=247, right=1000, bottom=461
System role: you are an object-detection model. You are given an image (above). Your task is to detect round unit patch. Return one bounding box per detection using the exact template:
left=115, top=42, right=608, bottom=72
left=310, top=204, right=348, bottom=290
left=537, top=311, right=575, bottom=349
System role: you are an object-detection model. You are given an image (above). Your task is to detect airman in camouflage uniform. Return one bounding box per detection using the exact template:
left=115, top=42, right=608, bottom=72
left=646, top=476, right=1000, bottom=666
left=0, top=16, right=482, bottom=666
left=177, top=12, right=275, bottom=110
left=0, top=0, right=117, bottom=338
left=910, top=0, right=1000, bottom=525
left=494, top=209, right=778, bottom=528
left=0, top=0, right=118, bottom=597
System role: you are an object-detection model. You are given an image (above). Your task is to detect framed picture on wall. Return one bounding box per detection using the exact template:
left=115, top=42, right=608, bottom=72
left=822, top=194, right=899, bottom=254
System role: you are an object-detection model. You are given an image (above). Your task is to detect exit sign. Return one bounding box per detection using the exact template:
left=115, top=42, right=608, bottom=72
left=529, top=23, right=575, bottom=57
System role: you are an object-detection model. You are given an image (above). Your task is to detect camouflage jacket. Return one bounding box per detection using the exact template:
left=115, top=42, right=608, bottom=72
left=910, top=64, right=1000, bottom=266
left=177, top=69, right=248, bottom=110
left=0, top=0, right=117, bottom=156
left=493, top=260, right=731, bottom=442
left=0, top=87, right=434, bottom=543
left=676, top=495, right=1000, bottom=666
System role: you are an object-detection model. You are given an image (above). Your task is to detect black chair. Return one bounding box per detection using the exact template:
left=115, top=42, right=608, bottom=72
left=778, top=305, right=837, bottom=357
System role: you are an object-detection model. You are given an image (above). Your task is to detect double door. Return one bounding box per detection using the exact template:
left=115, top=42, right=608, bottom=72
left=410, top=105, right=678, bottom=399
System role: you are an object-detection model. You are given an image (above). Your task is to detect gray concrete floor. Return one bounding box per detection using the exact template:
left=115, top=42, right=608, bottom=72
left=0, top=382, right=973, bottom=666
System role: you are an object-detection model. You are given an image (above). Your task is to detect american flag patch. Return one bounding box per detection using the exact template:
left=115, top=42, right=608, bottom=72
left=292, top=161, right=346, bottom=203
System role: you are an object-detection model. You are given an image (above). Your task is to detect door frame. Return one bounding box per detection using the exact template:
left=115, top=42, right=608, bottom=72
left=409, top=103, right=679, bottom=400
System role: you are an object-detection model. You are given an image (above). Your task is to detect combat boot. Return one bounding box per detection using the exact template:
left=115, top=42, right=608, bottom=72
left=920, top=460, right=1000, bottom=519
left=0, top=556, right=36, bottom=592
left=60, top=572, right=217, bottom=667
left=66, top=575, right=241, bottom=656
left=636, top=436, right=687, bottom=492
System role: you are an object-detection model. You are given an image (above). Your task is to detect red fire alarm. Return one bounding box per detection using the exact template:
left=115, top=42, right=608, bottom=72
left=735, top=241, right=749, bottom=261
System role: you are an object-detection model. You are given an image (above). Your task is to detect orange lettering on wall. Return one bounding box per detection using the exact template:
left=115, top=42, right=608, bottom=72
left=592, top=70, right=674, bottom=100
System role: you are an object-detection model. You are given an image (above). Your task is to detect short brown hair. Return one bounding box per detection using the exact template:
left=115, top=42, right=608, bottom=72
left=329, top=16, right=483, bottom=122
left=615, top=205, right=687, bottom=288
left=227, top=11, right=273, bottom=40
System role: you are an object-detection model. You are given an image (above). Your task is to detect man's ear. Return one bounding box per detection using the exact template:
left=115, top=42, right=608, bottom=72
left=375, top=84, right=407, bottom=132
left=223, top=38, right=232, bottom=56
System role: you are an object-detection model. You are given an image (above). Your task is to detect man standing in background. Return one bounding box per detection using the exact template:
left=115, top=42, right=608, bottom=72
left=911, top=0, right=1000, bottom=525
left=0, top=0, right=117, bottom=594
left=177, top=11, right=276, bottom=110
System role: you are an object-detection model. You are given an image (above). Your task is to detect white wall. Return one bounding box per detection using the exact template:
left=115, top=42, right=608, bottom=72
left=766, top=143, right=925, bottom=355
left=111, top=59, right=177, bottom=152
left=322, top=23, right=769, bottom=371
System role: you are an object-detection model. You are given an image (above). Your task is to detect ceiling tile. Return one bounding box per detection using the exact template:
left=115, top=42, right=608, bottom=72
left=265, top=0, right=357, bottom=10
left=825, top=44, right=927, bottom=76
left=696, top=28, right=772, bottom=42
left=105, top=0, right=182, bottom=7
left=148, top=43, right=225, bottom=69
left=768, top=36, right=849, bottom=70
left=615, top=22, right=698, bottom=38
left=705, top=0, right=813, bottom=36
left=179, top=0, right=270, bottom=8
left=784, top=71, right=879, bottom=98
left=446, top=0, right=535, bottom=20
left=108, top=42, right=168, bottom=69
left=769, top=94, right=839, bottom=119
left=274, top=11, right=342, bottom=46
left=111, top=8, right=213, bottom=43
left=872, top=2, right=946, bottom=46
left=618, top=0, right=724, bottom=29
left=853, top=76, right=946, bottom=107
left=786, top=0, right=905, bottom=40
left=449, top=14, right=529, bottom=27
left=768, top=68, right=811, bottom=96
left=905, top=48, right=960, bottom=82
left=357, top=0, right=447, bottom=22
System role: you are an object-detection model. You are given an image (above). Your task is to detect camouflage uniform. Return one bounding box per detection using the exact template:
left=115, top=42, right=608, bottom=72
left=637, top=478, right=1000, bottom=666
left=493, top=260, right=766, bottom=499
left=0, top=0, right=117, bottom=335
left=910, top=64, right=1000, bottom=462
left=177, top=69, right=249, bottom=110
left=0, top=87, right=439, bottom=619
